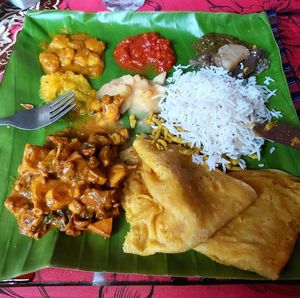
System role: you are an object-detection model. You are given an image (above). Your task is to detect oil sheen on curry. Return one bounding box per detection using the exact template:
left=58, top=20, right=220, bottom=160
left=5, top=129, right=129, bottom=239
left=39, top=33, right=105, bottom=78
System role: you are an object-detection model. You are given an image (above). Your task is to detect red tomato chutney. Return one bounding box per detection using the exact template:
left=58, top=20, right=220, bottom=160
left=113, top=32, right=176, bottom=74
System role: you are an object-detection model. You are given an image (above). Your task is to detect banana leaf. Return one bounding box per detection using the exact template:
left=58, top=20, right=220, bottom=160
left=0, top=10, right=300, bottom=281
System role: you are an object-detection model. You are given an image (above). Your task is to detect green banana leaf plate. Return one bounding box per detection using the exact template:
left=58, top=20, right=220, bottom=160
left=1, top=10, right=300, bottom=281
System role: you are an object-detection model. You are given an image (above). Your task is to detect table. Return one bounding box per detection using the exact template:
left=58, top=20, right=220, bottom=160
left=1, top=1, right=300, bottom=297
left=1, top=268, right=300, bottom=297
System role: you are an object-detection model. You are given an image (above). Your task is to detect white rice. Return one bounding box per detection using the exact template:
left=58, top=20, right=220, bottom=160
left=270, top=146, right=276, bottom=154
left=264, top=76, right=275, bottom=85
left=159, top=66, right=281, bottom=170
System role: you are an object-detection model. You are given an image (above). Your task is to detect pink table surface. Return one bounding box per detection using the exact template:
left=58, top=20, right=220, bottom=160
left=1, top=268, right=300, bottom=297
left=1, top=0, right=300, bottom=297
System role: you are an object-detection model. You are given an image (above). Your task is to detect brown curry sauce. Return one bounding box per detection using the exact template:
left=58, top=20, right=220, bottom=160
left=5, top=128, right=130, bottom=239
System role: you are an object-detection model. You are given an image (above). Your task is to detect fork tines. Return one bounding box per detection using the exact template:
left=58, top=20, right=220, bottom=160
left=49, top=91, right=76, bottom=120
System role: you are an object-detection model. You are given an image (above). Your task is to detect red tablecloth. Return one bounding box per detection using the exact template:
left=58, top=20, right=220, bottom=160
left=1, top=1, right=300, bottom=297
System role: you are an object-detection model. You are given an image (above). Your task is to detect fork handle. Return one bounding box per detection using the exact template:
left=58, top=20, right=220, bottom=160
left=0, top=117, right=12, bottom=127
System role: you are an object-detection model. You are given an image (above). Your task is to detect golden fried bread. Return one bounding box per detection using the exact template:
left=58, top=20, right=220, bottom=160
left=195, top=169, right=300, bottom=280
left=121, top=138, right=257, bottom=255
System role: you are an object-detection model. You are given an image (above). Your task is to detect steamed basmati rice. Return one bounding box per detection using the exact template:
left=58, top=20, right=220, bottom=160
left=159, top=66, right=281, bottom=170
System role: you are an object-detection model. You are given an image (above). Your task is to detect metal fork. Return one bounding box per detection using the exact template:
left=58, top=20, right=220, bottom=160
left=0, top=91, right=76, bottom=130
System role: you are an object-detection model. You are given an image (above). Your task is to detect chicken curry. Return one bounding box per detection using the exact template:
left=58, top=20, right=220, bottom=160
left=5, top=128, right=129, bottom=239
left=39, top=33, right=105, bottom=78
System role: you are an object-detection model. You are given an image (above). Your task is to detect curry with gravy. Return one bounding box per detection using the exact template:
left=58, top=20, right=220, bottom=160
left=5, top=128, right=129, bottom=239
left=39, top=33, right=105, bottom=78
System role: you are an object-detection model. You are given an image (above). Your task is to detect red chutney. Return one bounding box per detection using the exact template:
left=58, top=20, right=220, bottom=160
left=113, top=32, right=176, bottom=74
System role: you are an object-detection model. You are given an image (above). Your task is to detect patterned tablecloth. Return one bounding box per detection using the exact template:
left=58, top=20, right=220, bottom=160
left=1, top=1, right=300, bottom=297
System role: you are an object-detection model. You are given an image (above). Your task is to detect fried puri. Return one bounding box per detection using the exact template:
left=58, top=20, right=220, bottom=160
left=121, top=138, right=257, bottom=256
left=195, top=169, right=300, bottom=280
